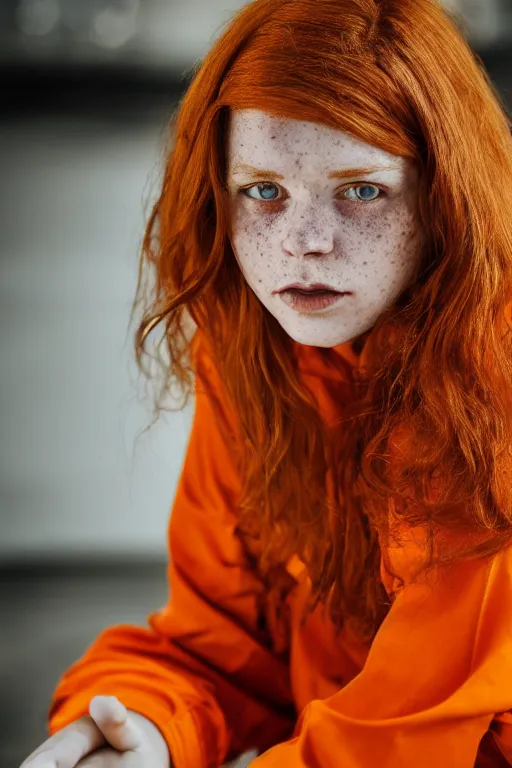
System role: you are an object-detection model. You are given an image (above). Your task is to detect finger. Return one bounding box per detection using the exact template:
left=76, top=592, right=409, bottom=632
left=21, top=717, right=105, bottom=768
left=75, top=746, right=124, bottom=767
left=88, top=697, right=145, bottom=753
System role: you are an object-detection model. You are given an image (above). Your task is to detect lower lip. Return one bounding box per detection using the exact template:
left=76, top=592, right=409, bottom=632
left=278, top=289, right=349, bottom=312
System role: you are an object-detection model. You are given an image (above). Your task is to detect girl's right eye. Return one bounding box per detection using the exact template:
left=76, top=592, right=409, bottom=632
left=240, top=183, right=281, bottom=201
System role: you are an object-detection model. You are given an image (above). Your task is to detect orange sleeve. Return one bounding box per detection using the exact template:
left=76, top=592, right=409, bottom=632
left=252, top=547, right=512, bottom=768
left=47, top=336, right=295, bottom=768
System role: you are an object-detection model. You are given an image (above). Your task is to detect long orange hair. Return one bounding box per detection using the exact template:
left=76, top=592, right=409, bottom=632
left=132, top=0, right=512, bottom=639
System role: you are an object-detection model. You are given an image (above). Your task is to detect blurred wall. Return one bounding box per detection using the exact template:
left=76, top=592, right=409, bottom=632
left=0, top=0, right=510, bottom=562
left=445, top=0, right=511, bottom=47
left=0, top=111, right=193, bottom=561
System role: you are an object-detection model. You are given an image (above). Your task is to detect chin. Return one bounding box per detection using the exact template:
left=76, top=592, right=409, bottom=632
left=279, top=323, right=350, bottom=349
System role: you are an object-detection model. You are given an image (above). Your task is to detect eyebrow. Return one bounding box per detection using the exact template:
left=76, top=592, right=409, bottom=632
left=229, top=163, right=399, bottom=180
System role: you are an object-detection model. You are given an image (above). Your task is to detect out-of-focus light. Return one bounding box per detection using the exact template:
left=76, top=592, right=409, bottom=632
left=442, top=0, right=503, bottom=46
left=16, top=0, right=61, bottom=37
left=91, top=0, right=140, bottom=50
left=441, top=0, right=460, bottom=12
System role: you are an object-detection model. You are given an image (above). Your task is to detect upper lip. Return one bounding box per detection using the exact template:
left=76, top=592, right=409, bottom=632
left=274, top=283, right=346, bottom=294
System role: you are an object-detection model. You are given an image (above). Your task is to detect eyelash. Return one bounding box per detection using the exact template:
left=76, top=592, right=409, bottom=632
left=239, top=182, right=386, bottom=204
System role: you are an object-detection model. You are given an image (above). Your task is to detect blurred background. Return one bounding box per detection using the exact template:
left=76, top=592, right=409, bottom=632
left=0, top=1, right=511, bottom=766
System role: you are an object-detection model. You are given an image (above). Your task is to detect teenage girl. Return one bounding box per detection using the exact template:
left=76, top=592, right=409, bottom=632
left=20, top=0, right=512, bottom=766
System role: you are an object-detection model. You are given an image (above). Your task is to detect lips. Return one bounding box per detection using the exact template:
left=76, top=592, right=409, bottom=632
left=275, top=283, right=343, bottom=294
left=274, top=283, right=350, bottom=313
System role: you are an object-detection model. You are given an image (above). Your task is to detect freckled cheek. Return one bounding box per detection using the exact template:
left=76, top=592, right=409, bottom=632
left=371, top=211, right=423, bottom=263
left=231, top=212, right=282, bottom=275
left=341, top=214, right=421, bottom=278
left=392, top=217, right=424, bottom=263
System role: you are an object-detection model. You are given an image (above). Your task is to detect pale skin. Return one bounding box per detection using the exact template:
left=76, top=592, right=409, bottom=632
left=227, top=109, right=424, bottom=349
left=19, top=112, right=424, bottom=768
left=19, top=696, right=172, bottom=767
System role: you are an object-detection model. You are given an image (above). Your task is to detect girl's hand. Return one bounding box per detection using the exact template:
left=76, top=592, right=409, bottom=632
left=20, top=696, right=171, bottom=768
left=76, top=696, right=170, bottom=767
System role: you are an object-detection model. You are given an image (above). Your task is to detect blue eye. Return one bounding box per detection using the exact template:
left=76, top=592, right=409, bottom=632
left=242, top=183, right=280, bottom=201
left=240, top=182, right=382, bottom=203
left=343, top=185, right=381, bottom=202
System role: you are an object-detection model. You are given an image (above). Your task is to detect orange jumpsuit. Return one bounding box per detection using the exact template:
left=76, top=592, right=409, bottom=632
left=48, top=333, right=512, bottom=767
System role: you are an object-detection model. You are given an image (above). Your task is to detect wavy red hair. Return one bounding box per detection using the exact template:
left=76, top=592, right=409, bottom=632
left=132, top=0, right=512, bottom=639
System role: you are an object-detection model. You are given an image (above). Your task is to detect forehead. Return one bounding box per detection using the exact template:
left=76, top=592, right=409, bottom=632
left=227, top=108, right=405, bottom=171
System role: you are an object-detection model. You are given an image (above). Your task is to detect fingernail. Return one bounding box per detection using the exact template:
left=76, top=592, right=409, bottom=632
left=107, top=696, right=127, bottom=721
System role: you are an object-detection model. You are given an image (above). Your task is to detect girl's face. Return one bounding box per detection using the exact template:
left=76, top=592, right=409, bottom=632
left=227, top=109, right=424, bottom=348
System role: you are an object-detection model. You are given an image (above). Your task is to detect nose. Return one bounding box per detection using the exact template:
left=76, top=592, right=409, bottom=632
left=281, top=211, right=334, bottom=259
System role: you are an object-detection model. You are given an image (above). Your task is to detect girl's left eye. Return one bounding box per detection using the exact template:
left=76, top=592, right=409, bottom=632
left=240, top=183, right=383, bottom=202
left=342, top=184, right=382, bottom=202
